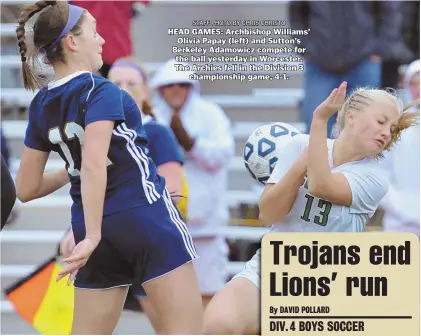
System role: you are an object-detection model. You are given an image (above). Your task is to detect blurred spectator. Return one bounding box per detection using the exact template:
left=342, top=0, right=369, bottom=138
left=289, top=1, right=403, bottom=137
left=402, top=1, right=420, bottom=60
left=380, top=1, right=417, bottom=89
left=70, top=1, right=149, bottom=77
left=381, top=59, right=420, bottom=237
left=150, top=59, right=235, bottom=308
left=1, top=126, right=11, bottom=168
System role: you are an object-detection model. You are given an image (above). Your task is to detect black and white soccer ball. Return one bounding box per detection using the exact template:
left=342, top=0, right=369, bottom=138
left=243, top=122, right=300, bottom=185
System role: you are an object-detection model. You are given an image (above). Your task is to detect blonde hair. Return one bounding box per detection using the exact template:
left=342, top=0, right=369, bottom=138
left=110, top=56, right=156, bottom=120
left=333, top=87, right=420, bottom=158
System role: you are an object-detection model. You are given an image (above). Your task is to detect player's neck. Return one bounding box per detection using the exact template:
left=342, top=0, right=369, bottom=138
left=332, top=135, right=367, bottom=167
left=52, top=62, right=91, bottom=81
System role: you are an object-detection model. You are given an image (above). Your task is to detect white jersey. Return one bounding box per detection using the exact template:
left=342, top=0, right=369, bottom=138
left=267, top=134, right=389, bottom=233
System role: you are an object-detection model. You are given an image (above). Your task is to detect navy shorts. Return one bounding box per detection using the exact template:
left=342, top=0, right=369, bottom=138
left=71, top=189, right=198, bottom=289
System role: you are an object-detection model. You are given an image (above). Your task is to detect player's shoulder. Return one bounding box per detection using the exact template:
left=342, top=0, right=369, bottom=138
left=82, top=73, right=120, bottom=95
left=28, top=86, right=49, bottom=117
left=347, top=158, right=390, bottom=185
left=144, top=119, right=167, bottom=130
left=144, top=119, right=175, bottom=138
left=144, top=119, right=166, bottom=134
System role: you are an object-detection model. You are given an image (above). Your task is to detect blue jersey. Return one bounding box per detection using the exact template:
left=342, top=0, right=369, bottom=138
left=24, top=71, right=165, bottom=222
left=143, top=118, right=184, bottom=167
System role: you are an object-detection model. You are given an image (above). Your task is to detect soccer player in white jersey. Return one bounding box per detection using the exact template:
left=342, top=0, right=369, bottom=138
left=203, top=82, right=419, bottom=335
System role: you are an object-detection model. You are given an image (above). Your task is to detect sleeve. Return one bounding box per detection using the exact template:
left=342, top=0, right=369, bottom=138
left=266, top=134, right=307, bottom=184
left=341, top=166, right=389, bottom=216
left=24, top=102, right=53, bottom=152
left=85, top=81, right=126, bottom=125
left=151, top=124, right=184, bottom=167
left=377, top=150, right=396, bottom=210
left=188, top=105, right=235, bottom=172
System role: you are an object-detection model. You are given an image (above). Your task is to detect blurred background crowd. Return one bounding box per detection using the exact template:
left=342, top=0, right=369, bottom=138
left=1, top=1, right=419, bottom=334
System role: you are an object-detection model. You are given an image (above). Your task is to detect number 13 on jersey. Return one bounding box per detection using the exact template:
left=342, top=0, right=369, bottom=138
left=300, top=194, right=332, bottom=226
left=48, top=121, right=112, bottom=177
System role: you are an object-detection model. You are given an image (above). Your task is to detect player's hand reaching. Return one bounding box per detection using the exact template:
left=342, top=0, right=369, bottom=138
left=59, top=229, right=75, bottom=258
left=313, top=81, right=347, bottom=121
left=56, top=236, right=100, bottom=285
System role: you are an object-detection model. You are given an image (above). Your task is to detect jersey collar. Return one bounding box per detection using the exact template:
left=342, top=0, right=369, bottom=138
left=48, top=71, right=91, bottom=90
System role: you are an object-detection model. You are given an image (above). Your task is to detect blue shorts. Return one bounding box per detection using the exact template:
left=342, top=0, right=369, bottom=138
left=71, top=189, right=198, bottom=289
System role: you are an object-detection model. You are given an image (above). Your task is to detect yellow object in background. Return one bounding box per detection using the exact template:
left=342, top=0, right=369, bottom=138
left=176, top=168, right=188, bottom=220
left=5, top=256, right=74, bottom=335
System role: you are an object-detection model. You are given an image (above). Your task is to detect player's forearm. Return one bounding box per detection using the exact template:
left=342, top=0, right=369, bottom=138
left=307, top=118, right=332, bottom=195
left=259, top=162, right=306, bottom=225
left=39, top=169, right=69, bottom=197
left=17, top=168, right=69, bottom=202
left=157, top=162, right=182, bottom=202
left=80, top=163, right=106, bottom=239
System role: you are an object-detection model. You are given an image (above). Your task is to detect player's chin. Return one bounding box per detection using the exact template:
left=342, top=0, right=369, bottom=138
left=368, top=146, right=382, bottom=158
left=94, top=58, right=104, bottom=73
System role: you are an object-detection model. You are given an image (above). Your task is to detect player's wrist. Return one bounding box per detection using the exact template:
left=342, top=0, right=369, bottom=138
left=85, top=232, right=101, bottom=246
left=311, top=115, right=330, bottom=124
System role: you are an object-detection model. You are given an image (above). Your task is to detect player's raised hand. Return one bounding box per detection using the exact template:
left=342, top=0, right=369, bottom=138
left=56, top=236, right=99, bottom=285
left=313, top=81, right=347, bottom=121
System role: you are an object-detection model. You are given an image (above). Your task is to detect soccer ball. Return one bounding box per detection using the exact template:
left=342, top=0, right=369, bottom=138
left=243, top=122, right=300, bottom=185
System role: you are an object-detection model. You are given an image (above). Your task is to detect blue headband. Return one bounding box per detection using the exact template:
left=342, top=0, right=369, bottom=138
left=40, top=5, right=84, bottom=54
left=110, top=60, right=147, bottom=83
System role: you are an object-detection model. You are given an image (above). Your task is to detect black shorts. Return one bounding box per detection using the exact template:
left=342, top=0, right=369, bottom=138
left=72, top=189, right=198, bottom=289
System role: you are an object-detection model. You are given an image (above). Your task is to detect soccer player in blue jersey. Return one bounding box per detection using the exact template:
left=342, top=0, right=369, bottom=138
left=108, top=57, right=187, bottom=213
left=108, top=56, right=190, bottom=331
left=14, top=1, right=203, bottom=334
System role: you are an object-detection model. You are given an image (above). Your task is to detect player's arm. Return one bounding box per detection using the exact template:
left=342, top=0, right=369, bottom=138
left=82, top=81, right=125, bottom=241
left=16, top=149, right=69, bottom=202
left=16, top=106, right=69, bottom=203
left=258, top=136, right=307, bottom=226
left=158, top=163, right=182, bottom=203
left=171, top=105, right=235, bottom=172
left=152, top=125, right=184, bottom=202
left=307, top=116, right=354, bottom=206
left=81, top=121, right=113, bottom=241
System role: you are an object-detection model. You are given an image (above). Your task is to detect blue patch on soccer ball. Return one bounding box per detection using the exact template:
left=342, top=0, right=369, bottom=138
left=270, top=124, right=289, bottom=137
left=244, top=142, right=253, bottom=161
left=258, top=138, right=275, bottom=157
left=258, top=175, right=269, bottom=185
left=291, top=131, right=299, bottom=137
left=244, top=161, right=256, bottom=180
